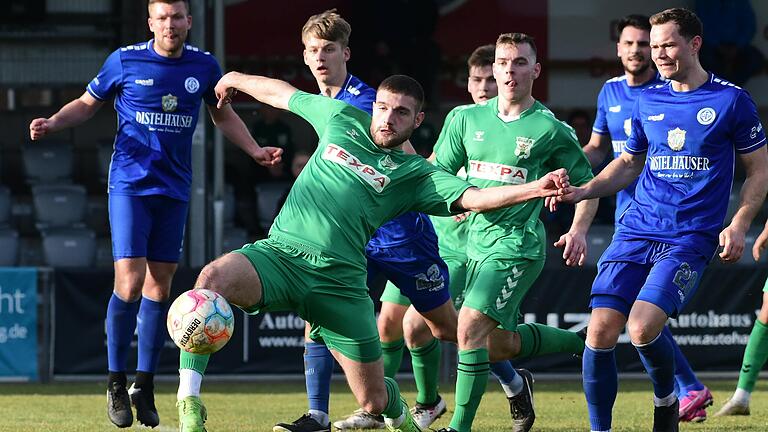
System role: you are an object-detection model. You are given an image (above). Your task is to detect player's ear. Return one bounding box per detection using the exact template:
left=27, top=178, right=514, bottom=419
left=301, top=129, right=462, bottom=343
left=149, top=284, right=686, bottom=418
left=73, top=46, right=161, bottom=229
left=533, top=62, right=541, bottom=80
left=414, top=111, right=425, bottom=128
left=690, top=35, right=703, bottom=55
left=343, top=46, right=351, bottom=62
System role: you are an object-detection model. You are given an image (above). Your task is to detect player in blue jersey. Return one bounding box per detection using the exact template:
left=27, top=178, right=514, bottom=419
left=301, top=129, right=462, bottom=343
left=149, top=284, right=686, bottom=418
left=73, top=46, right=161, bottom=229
left=582, top=14, right=713, bottom=423
left=559, top=8, right=768, bottom=432
left=28, top=0, right=281, bottom=428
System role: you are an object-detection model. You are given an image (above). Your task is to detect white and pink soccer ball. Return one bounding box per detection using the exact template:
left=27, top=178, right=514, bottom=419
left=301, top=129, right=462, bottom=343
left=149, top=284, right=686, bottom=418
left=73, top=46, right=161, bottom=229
left=167, top=289, right=235, bottom=355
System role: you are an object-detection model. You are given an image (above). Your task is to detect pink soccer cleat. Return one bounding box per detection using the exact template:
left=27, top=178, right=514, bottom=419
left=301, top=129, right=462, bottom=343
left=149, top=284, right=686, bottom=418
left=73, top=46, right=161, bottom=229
left=679, top=387, right=713, bottom=422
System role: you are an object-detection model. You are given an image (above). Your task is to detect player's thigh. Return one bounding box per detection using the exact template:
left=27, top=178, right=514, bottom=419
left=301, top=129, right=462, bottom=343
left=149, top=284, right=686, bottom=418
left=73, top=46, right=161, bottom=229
left=145, top=195, right=189, bottom=263
left=307, top=288, right=381, bottom=363
left=109, top=194, right=152, bottom=260
left=590, top=259, right=651, bottom=316
left=637, top=245, right=709, bottom=318
left=380, top=280, right=411, bottom=307
left=443, top=253, right=468, bottom=309
left=462, top=256, right=544, bottom=332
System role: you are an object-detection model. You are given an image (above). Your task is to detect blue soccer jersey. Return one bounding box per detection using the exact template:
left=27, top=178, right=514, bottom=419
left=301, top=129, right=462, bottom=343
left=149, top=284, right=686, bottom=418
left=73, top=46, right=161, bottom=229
left=335, top=74, right=436, bottom=247
left=86, top=39, right=221, bottom=201
left=592, top=74, right=664, bottom=217
left=619, top=74, right=766, bottom=257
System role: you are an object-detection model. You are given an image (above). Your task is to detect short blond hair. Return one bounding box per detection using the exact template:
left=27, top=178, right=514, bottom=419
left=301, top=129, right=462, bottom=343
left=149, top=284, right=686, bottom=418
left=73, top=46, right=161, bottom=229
left=301, top=9, right=351, bottom=47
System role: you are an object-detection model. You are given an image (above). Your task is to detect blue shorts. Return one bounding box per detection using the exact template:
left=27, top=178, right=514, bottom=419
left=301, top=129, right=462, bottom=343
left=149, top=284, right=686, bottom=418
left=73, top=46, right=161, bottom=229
left=366, top=230, right=450, bottom=313
left=109, top=194, right=188, bottom=262
left=590, top=238, right=709, bottom=318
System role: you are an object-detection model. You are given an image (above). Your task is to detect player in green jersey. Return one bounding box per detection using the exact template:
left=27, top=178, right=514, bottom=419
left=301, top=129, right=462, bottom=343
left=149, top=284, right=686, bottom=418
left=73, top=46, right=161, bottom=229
left=432, top=33, right=599, bottom=432
left=173, top=71, right=570, bottom=432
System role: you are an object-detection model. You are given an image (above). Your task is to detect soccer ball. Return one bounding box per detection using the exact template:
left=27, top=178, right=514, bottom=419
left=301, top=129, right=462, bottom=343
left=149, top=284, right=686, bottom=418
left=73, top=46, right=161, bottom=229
left=167, top=289, right=235, bottom=354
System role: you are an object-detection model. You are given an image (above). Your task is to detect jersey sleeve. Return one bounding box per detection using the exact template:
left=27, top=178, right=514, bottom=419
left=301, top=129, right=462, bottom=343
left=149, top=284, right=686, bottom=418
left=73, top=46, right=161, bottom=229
left=203, top=57, right=223, bottom=107
left=351, top=88, right=376, bottom=115
left=623, top=97, right=648, bottom=154
left=731, top=91, right=766, bottom=154
left=410, top=162, right=473, bottom=216
left=592, top=86, right=608, bottom=135
left=547, top=123, right=594, bottom=187
left=86, top=49, right=122, bottom=101
left=433, top=108, right=468, bottom=175
left=288, top=91, right=346, bottom=138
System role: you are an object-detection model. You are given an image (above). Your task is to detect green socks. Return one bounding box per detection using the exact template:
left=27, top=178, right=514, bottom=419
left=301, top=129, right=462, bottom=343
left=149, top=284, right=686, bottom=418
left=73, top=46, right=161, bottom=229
left=180, top=351, right=210, bottom=374
left=382, top=338, right=405, bottom=378
left=409, top=338, right=441, bottom=405
left=382, top=376, right=404, bottom=419
left=516, top=322, right=585, bottom=358
left=449, top=348, right=490, bottom=432
left=737, top=318, right=768, bottom=392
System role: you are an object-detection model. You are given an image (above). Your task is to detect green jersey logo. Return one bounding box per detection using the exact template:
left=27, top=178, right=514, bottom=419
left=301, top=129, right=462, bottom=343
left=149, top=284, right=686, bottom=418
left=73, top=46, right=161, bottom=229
left=515, top=137, right=534, bottom=159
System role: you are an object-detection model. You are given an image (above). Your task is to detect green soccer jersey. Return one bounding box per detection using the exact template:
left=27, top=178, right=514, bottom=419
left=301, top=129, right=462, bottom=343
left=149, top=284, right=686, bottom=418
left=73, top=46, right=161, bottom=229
left=429, top=104, right=474, bottom=258
left=273, top=91, right=472, bottom=273
left=434, top=97, right=593, bottom=261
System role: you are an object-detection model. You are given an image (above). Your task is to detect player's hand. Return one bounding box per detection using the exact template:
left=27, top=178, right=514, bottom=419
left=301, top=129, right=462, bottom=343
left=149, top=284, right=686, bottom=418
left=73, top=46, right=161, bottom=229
left=558, top=185, right=587, bottom=205
left=752, top=226, right=768, bottom=261
left=29, top=118, right=53, bottom=140
left=537, top=169, right=569, bottom=197
left=452, top=211, right=471, bottom=223
left=252, top=146, right=283, bottom=167
left=718, top=224, right=747, bottom=263
left=215, top=72, right=241, bottom=109
left=554, top=230, right=587, bottom=267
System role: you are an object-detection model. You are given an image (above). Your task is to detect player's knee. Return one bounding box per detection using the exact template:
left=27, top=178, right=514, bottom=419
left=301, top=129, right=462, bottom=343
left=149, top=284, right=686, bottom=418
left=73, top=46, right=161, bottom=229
left=587, top=323, right=621, bottom=349
left=196, top=262, right=229, bottom=294
left=626, top=319, right=659, bottom=345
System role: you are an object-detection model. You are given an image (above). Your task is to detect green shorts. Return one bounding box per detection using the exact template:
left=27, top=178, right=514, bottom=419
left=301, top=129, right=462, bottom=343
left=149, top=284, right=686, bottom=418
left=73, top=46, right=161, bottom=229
left=463, top=254, right=545, bottom=331
left=379, top=253, right=469, bottom=309
left=234, top=238, right=381, bottom=363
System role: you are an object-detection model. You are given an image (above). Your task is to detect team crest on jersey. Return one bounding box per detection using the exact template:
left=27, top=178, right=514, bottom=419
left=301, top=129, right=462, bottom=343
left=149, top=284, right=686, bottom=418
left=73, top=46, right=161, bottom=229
left=609, top=105, right=621, bottom=113
left=696, top=107, right=716, bottom=125
left=667, top=128, right=686, bottom=151
left=514, top=137, right=534, bottom=159
left=415, top=264, right=445, bottom=292
left=751, top=122, right=764, bottom=139
left=345, top=129, right=359, bottom=139
left=473, top=130, right=485, bottom=142
left=184, top=77, right=200, bottom=93
left=161, top=93, right=178, bottom=112
left=623, top=118, right=631, bottom=137
left=379, top=155, right=399, bottom=170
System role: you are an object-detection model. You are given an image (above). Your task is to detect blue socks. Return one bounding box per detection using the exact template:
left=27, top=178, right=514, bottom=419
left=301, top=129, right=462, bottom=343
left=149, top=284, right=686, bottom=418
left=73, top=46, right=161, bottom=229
left=489, top=360, right=517, bottom=385
left=663, top=327, right=703, bottom=397
left=137, top=296, right=169, bottom=373
left=304, top=341, right=333, bottom=414
left=635, top=331, right=675, bottom=402
left=583, top=344, right=617, bottom=432
left=106, top=293, right=140, bottom=373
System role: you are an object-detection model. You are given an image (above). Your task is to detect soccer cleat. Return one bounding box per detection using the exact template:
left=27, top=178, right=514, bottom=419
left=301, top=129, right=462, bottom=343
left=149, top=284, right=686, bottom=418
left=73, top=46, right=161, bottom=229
left=410, top=395, right=447, bottom=428
left=384, top=398, right=422, bottom=432
left=681, top=408, right=707, bottom=423
left=434, top=429, right=457, bottom=432
left=177, top=396, right=208, bottom=432
left=107, top=381, right=133, bottom=428
left=678, top=387, right=712, bottom=422
left=652, top=400, right=679, bottom=432
left=273, top=413, right=330, bottom=432
left=509, top=369, right=535, bottom=432
left=714, top=398, right=750, bottom=416
left=333, top=409, right=385, bottom=430
left=129, top=383, right=160, bottom=427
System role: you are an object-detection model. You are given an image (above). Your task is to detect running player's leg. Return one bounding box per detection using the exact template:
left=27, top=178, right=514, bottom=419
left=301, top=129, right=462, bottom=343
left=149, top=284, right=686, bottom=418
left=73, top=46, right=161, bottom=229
left=379, top=282, right=410, bottom=378
left=666, top=326, right=712, bottom=422
left=629, top=245, right=709, bottom=430
left=131, top=195, right=188, bottom=427
left=717, top=288, right=768, bottom=416
left=177, top=244, right=269, bottom=432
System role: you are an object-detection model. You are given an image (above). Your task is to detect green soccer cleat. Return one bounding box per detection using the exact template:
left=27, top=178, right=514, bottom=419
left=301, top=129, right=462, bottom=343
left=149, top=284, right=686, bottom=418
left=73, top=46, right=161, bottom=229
left=177, top=396, right=208, bottom=432
left=384, top=398, right=422, bottom=432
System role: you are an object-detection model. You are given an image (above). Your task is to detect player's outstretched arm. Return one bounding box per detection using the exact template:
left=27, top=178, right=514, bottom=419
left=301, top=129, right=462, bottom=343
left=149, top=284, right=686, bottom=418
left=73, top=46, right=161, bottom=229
left=214, top=71, right=297, bottom=111
left=208, top=104, right=283, bottom=167
left=559, top=151, right=644, bottom=204
left=582, top=131, right=611, bottom=168
left=29, top=92, right=103, bottom=140
left=720, top=147, right=768, bottom=263
left=554, top=198, right=599, bottom=267
left=453, top=169, right=568, bottom=213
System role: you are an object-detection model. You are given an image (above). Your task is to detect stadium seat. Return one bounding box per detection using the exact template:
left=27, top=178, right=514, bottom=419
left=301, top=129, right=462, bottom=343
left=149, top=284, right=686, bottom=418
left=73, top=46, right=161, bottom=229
left=0, top=185, right=11, bottom=227
left=32, top=184, right=87, bottom=229
left=0, top=228, right=19, bottom=266
left=41, top=227, right=96, bottom=267
left=584, top=224, right=615, bottom=266
left=255, top=181, right=291, bottom=232
left=22, top=141, right=73, bottom=184
left=222, top=226, right=250, bottom=252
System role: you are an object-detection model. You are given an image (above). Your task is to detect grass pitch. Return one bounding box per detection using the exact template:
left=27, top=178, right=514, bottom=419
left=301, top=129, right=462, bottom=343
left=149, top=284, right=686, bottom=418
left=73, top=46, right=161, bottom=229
left=0, top=379, right=767, bottom=431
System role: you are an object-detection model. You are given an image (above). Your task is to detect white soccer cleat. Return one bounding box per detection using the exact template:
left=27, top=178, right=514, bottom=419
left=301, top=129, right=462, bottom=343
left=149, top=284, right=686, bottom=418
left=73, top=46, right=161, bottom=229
left=714, top=398, right=750, bottom=417
left=410, top=396, right=447, bottom=428
left=333, top=409, right=385, bottom=430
